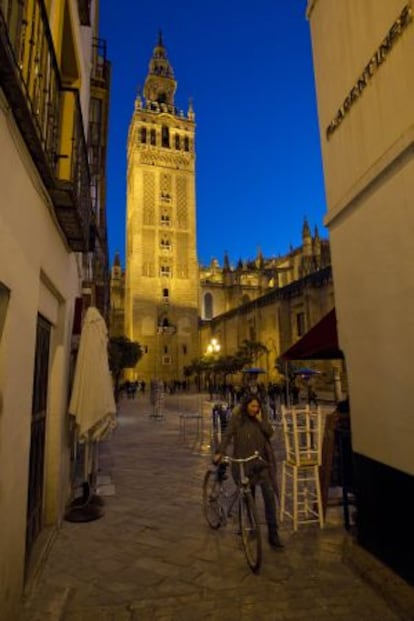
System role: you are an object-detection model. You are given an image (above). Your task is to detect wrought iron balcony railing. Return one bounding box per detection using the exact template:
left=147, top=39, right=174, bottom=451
left=0, top=0, right=94, bottom=252
left=0, top=0, right=60, bottom=179
left=50, top=88, right=94, bottom=251
left=91, top=37, right=110, bottom=87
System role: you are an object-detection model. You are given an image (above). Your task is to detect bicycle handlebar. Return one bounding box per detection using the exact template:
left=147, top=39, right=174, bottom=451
left=221, top=451, right=264, bottom=465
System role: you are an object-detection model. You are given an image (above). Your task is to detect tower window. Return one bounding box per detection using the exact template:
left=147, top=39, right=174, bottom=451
left=182, top=344, right=187, bottom=355
left=160, top=237, right=171, bottom=250
left=160, top=265, right=171, bottom=277
left=163, top=288, right=169, bottom=298
left=160, top=213, right=171, bottom=226
left=150, top=129, right=156, bottom=145
left=162, top=125, right=170, bottom=148
left=140, top=127, right=147, bottom=143
left=184, top=136, right=189, bottom=151
left=175, top=134, right=180, bottom=150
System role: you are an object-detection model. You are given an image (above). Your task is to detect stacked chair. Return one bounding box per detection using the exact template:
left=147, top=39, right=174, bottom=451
left=280, top=404, right=324, bottom=530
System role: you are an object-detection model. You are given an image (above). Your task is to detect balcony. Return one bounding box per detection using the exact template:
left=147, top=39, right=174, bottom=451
left=0, top=1, right=94, bottom=251
left=91, top=38, right=110, bottom=89
left=50, top=88, right=93, bottom=251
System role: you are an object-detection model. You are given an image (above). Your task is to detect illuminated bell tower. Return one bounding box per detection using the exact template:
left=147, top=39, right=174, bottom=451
left=125, top=32, right=199, bottom=382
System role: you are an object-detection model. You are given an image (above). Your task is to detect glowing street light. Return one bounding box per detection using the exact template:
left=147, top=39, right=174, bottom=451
left=206, top=338, right=220, bottom=355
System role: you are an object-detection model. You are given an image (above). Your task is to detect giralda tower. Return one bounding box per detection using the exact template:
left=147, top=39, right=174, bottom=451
left=125, top=33, right=199, bottom=383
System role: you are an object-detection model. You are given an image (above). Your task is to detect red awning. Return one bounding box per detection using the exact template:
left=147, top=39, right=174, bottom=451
left=280, top=308, right=343, bottom=360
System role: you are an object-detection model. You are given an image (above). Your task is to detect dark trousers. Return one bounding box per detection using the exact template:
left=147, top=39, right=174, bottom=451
left=251, top=472, right=278, bottom=531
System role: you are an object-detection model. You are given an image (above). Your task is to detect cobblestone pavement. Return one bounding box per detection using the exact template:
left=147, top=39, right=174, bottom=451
left=20, top=394, right=406, bottom=621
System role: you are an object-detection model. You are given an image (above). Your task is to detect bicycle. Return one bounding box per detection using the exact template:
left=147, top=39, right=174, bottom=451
left=202, top=451, right=263, bottom=573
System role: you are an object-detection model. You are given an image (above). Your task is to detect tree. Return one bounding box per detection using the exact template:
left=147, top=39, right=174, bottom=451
left=108, top=336, right=142, bottom=399
left=238, top=339, right=269, bottom=366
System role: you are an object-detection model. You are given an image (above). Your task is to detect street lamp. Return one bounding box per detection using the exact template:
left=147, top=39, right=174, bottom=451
left=206, top=338, right=220, bottom=355
left=205, top=338, right=221, bottom=399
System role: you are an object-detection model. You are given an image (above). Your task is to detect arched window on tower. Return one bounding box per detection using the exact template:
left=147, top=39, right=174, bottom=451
left=162, top=125, right=170, bottom=148
left=160, top=237, right=171, bottom=250
left=204, top=292, right=213, bottom=320
left=175, top=134, right=180, bottom=150
left=140, top=127, right=147, bottom=143
left=184, top=136, right=189, bottom=151
left=150, top=129, right=156, bottom=145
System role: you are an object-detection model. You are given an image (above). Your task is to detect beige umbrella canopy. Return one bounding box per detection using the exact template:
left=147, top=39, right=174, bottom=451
left=69, top=306, right=116, bottom=440
left=66, top=307, right=116, bottom=522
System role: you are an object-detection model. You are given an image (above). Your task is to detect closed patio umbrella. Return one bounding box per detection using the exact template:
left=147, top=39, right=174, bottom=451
left=67, top=306, right=116, bottom=521
left=69, top=306, right=116, bottom=440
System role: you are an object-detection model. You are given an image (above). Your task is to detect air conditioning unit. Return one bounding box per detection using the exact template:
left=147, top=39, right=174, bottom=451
left=162, top=355, right=172, bottom=365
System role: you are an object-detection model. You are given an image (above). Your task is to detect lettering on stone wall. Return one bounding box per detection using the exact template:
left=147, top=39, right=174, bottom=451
left=326, top=4, right=412, bottom=140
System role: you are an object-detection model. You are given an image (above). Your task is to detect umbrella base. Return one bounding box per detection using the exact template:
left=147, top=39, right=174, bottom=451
left=64, top=482, right=105, bottom=522
left=70, top=482, right=105, bottom=508
left=64, top=503, right=104, bottom=523
left=70, top=493, right=105, bottom=508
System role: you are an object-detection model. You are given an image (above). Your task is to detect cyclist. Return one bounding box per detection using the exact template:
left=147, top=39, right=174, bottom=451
left=214, top=395, right=284, bottom=549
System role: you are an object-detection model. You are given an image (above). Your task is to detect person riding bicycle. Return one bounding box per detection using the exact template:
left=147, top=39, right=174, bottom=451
left=213, top=395, right=283, bottom=549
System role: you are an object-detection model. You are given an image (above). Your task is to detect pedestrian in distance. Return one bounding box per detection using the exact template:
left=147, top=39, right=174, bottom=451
left=214, top=395, right=284, bottom=550
left=307, top=385, right=318, bottom=407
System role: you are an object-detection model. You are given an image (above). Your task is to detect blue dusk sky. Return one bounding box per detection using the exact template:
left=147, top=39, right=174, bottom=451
left=99, top=1, right=327, bottom=268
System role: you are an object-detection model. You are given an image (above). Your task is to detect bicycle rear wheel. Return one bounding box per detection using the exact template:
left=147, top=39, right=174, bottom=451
left=239, top=492, right=262, bottom=572
left=202, top=469, right=223, bottom=529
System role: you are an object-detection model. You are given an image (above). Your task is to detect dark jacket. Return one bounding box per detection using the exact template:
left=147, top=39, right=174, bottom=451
left=218, top=410, right=274, bottom=482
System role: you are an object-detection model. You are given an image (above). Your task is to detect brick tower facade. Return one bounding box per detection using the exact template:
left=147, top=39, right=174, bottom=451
left=125, top=33, right=199, bottom=383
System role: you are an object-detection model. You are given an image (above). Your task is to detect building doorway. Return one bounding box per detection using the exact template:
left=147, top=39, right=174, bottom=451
left=25, top=314, right=51, bottom=570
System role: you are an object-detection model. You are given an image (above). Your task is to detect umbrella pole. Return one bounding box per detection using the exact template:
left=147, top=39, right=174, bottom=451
left=285, top=361, right=290, bottom=406
left=64, top=437, right=104, bottom=523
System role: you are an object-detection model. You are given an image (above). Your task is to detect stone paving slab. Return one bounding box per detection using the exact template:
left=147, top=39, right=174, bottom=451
left=19, top=393, right=408, bottom=621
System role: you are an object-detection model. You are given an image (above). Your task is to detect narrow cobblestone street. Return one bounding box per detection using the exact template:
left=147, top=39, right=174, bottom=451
left=20, top=394, right=404, bottom=621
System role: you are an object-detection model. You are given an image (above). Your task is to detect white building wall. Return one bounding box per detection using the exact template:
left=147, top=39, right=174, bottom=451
left=0, top=94, right=80, bottom=621
left=308, top=0, right=414, bottom=475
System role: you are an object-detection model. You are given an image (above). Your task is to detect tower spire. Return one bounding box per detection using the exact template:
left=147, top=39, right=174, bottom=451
left=143, top=32, right=177, bottom=109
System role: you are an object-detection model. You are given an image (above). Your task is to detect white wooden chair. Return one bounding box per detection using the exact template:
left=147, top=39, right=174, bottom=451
left=280, top=405, right=324, bottom=530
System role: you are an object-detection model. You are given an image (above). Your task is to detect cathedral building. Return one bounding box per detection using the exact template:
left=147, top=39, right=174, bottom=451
left=199, top=219, right=330, bottom=320
left=123, top=33, right=199, bottom=383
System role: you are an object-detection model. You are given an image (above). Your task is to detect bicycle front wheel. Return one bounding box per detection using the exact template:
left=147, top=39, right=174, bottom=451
left=202, top=469, right=223, bottom=529
left=239, top=492, right=262, bottom=573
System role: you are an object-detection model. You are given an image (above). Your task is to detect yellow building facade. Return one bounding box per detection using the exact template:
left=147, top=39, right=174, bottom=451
left=124, top=34, right=199, bottom=383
